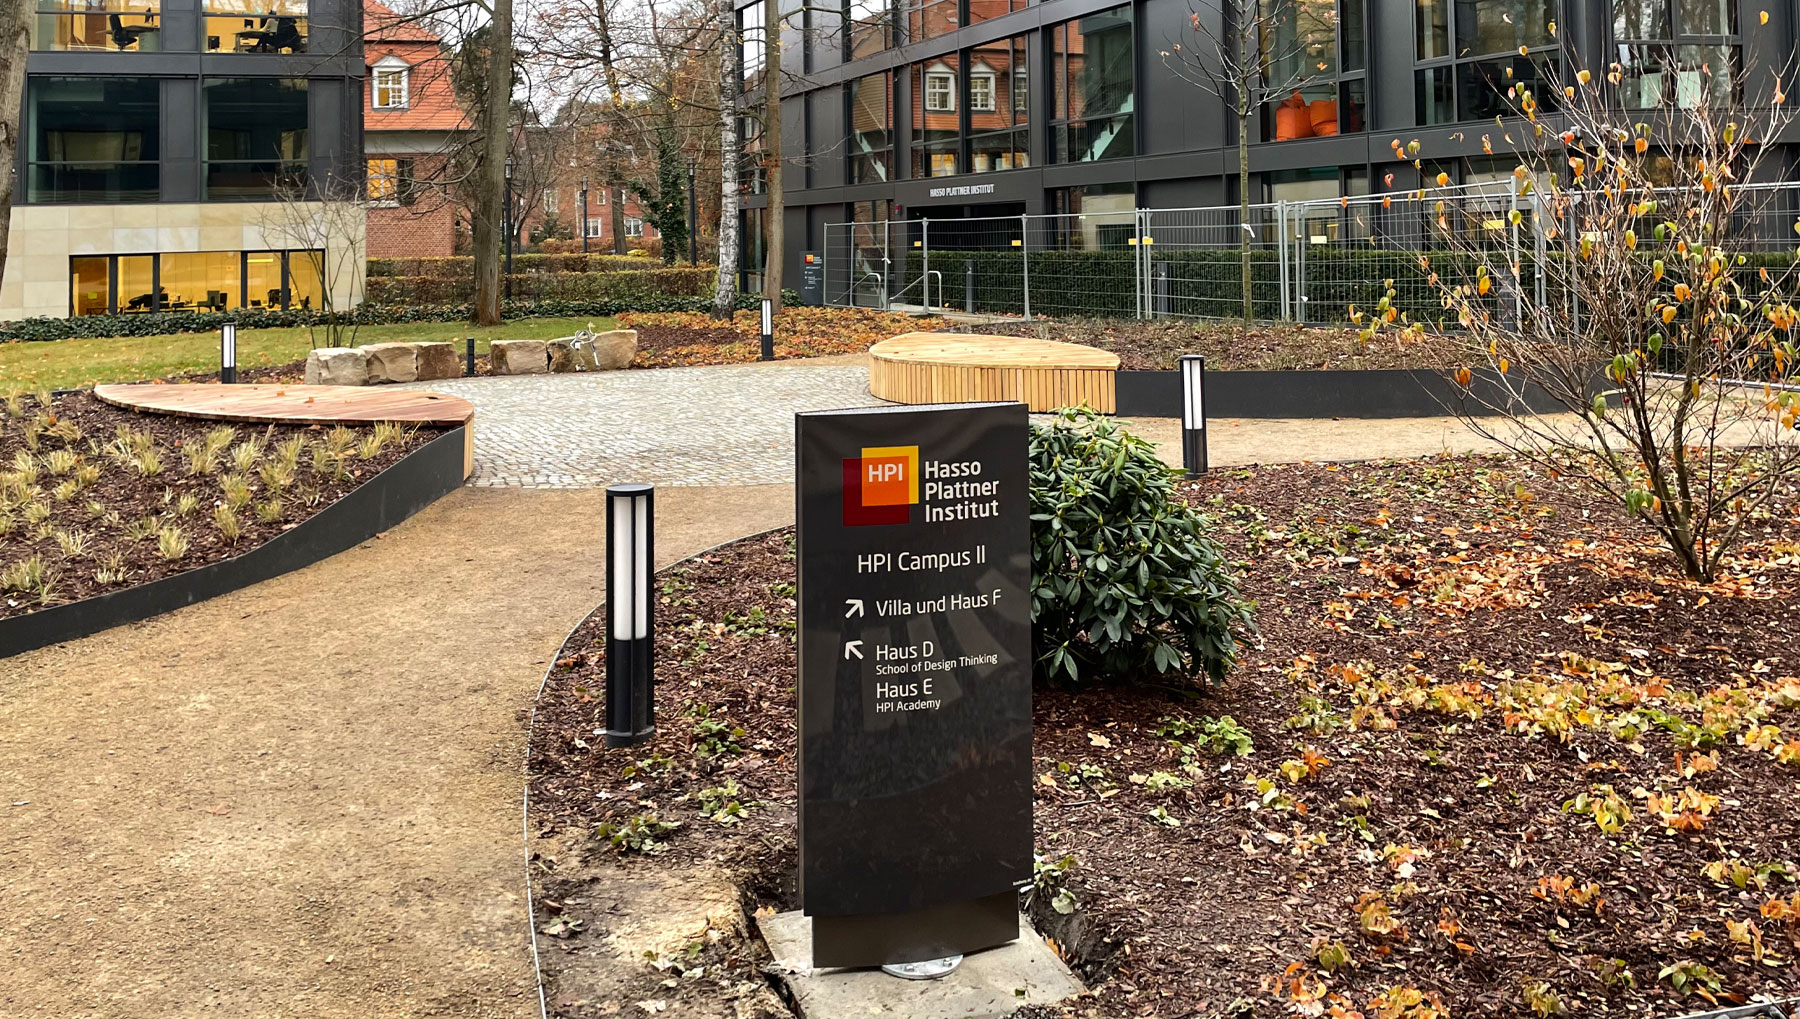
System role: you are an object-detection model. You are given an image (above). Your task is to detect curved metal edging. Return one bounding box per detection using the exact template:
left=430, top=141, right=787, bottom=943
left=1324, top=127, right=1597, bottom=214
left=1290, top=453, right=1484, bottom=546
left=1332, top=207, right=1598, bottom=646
left=520, top=523, right=791, bottom=1019
left=0, top=425, right=468, bottom=660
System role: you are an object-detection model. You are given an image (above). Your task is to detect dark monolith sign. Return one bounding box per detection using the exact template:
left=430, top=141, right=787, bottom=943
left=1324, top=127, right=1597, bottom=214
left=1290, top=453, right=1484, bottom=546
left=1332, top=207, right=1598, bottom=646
left=795, top=402, right=1032, bottom=969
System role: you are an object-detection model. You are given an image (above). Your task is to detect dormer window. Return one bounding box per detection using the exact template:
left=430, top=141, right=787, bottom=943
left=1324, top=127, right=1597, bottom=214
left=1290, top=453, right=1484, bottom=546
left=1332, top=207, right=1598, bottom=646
left=372, top=55, right=409, bottom=110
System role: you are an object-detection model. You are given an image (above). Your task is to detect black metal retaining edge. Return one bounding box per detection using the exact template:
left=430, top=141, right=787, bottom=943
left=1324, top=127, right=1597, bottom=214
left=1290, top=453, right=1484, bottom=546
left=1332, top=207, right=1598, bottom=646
left=1115, top=368, right=1569, bottom=419
left=0, top=425, right=468, bottom=660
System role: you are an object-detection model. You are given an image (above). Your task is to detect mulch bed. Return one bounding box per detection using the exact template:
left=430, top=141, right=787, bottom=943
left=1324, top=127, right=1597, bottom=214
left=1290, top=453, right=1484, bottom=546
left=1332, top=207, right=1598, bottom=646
left=530, top=454, right=1800, bottom=1018
left=963, top=318, right=1467, bottom=372
left=0, top=390, right=441, bottom=618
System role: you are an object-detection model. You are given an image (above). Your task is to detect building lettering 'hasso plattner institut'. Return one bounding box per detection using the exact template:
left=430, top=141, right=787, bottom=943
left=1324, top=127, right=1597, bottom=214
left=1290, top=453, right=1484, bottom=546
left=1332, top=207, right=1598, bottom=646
left=735, top=0, right=1798, bottom=292
left=1, top=0, right=365, bottom=320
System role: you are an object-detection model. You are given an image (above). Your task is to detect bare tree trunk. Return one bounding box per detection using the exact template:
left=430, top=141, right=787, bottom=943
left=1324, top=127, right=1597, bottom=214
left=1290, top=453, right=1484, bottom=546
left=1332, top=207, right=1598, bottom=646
left=761, top=0, right=783, bottom=309
left=594, top=0, right=629, bottom=258
left=1239, top=106, right=1251, bottom=323
left=0, top=0, right=29, bottom=298
left=712, top=0, right=740, bottom=318
left=1236, top=25, right=1253, bottom=324
left=472, top=0, right=514, bottom=326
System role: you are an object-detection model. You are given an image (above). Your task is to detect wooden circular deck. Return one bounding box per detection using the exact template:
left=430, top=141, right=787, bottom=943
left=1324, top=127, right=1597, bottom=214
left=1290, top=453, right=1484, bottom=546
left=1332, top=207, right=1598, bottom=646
left=95, top=383, right=476, bottom=478
left=868, top=332, right=1121, bottom=413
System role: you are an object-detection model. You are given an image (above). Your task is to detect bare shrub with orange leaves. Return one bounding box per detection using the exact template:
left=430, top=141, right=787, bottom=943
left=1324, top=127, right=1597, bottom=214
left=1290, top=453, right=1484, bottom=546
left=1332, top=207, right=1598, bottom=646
left=1362, top=40, right=1800, bottom=581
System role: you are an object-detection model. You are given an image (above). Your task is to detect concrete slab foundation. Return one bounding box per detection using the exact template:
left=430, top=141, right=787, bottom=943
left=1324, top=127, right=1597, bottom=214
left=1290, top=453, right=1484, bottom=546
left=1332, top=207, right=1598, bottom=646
left=758, top=911, right=1085, bottom=1019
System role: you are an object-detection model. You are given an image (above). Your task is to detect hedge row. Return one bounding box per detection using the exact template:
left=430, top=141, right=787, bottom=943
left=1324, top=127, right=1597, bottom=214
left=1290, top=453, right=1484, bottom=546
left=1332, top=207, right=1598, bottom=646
left=909, top=247, right=1800, bottom=325
left=0, top=290, right=790, bottom=344
left=366, top=253, right=672, bottom=278
left=365, top=267, right=715, bottom=306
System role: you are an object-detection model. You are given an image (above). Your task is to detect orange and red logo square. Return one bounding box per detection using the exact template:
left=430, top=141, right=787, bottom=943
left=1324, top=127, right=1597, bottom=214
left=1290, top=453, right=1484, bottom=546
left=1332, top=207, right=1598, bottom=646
left=842, top=445, right=918, bottom=526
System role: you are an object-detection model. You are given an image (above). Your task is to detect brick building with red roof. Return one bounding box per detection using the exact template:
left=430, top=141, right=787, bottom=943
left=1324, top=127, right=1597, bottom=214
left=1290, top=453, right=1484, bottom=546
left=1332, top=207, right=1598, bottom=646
left=363, top=0, right=472, bottom=258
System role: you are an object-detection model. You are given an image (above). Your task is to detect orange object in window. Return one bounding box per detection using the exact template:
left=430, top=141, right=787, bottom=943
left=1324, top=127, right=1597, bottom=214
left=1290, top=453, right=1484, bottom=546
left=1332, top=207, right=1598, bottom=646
left=1275, top=105, right=1314, bottom=140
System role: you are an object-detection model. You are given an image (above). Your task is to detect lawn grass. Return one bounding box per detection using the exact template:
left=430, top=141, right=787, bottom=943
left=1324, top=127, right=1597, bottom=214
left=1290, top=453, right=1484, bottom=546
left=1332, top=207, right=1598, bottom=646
left=0, top=316, right=615, bottom=395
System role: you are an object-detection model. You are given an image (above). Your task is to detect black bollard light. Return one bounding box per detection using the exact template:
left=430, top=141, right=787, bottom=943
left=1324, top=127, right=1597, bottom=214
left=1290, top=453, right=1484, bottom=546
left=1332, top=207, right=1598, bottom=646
left=759, top=297, right=774, bottom=361
left=1181, top=354, right=1208, bottom=479
left=465, top=336, right=476, bottom=377
left=605, top=484, right=656, bottom=748
left=220, top=323, right=237, bottom=384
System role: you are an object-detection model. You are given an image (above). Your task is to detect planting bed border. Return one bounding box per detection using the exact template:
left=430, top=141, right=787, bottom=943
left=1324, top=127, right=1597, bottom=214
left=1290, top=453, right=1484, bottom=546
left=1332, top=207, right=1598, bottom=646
left=1114, top=367, right=1568, bottom=419
left=0, top=425, right=467, bottom=660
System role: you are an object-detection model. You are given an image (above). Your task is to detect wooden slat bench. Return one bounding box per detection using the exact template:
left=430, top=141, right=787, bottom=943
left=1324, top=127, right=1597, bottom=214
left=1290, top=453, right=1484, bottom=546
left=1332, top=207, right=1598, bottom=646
left=868, top=332, right=1120, bottom=413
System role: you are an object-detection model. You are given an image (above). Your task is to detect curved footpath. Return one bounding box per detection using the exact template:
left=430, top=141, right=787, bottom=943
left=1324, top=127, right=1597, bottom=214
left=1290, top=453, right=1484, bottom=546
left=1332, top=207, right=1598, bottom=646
left=0, top=356, right=1510, bottom=1017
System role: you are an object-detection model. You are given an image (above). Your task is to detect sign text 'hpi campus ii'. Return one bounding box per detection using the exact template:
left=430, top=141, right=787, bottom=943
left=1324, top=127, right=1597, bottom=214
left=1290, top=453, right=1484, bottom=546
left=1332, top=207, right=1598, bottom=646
left=795, top=402, right=1032, bottom=969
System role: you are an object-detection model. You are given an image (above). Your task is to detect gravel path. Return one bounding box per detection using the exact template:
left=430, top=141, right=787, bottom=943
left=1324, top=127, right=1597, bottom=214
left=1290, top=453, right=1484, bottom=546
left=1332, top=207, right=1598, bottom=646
left=397, top=359, right=881, bottom=488
left=0, top=484, right=796, bottom=1018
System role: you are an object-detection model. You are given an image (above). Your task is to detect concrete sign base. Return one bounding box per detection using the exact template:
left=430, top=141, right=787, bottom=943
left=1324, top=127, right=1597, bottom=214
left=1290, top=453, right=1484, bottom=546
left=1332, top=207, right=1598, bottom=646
left=758, top=911, right=1084, bottom=1019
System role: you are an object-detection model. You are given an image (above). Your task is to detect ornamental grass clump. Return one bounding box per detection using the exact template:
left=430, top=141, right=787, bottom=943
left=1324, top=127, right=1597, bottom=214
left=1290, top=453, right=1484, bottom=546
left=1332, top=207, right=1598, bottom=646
left=1028, top=408, right=1252, bottom=686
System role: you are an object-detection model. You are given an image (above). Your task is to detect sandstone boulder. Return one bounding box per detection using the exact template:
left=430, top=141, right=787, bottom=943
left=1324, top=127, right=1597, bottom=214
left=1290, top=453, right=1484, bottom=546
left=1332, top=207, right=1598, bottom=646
left=305, top=347, right=369, bottom=386
left=590, top=329, right=638, bottom=371
left=489, top=339, right=549, bottom=375
left=362, top=342, right=420, bottom=384
left=547, top=338, right=577, bottom=373
left=413, top=342, right=461, bottom=381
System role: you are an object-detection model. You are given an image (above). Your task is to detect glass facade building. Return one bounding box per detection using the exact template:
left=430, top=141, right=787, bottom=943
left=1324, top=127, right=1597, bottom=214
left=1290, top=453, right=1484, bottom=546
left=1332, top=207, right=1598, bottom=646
left=3, top=0, right=364, bottom=319
left=736, top=0, right=1798, bottom=293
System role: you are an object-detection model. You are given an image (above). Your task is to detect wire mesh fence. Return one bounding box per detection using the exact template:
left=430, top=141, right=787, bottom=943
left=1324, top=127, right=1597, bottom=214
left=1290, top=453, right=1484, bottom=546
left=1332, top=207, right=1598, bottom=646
left=821, top=180, right=1800, bottom=325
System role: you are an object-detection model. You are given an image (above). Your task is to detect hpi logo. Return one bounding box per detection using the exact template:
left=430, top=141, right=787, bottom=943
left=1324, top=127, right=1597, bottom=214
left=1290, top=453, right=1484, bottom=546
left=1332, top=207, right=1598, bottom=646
left=842, top=445, right=918, bottom=526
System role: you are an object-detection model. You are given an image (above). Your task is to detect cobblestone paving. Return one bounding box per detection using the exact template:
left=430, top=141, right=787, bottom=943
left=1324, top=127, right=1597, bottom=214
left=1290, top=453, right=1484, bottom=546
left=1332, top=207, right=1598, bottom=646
left=398, top=362, right=881, bottom=487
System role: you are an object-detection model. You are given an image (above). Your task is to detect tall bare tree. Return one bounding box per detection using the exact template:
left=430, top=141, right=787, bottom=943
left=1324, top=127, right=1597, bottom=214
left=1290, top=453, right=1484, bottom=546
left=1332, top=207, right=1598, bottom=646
left=1163, top=0, right=1336, bottom=321
left=712, top=0, right=739, bottom=316
left=471, top=2, right=516, bottom=325
left=0, top=0, right=29, bottom=296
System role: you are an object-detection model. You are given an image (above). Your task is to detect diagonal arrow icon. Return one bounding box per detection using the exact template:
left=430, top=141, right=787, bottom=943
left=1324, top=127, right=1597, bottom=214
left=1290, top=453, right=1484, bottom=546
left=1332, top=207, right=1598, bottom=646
left=843, top=640, right=864, bottom=661
left=844, top=599, right=865, bottom=618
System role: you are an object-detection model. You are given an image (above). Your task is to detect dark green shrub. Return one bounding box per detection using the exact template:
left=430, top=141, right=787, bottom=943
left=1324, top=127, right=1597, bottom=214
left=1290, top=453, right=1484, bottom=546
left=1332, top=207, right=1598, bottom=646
left=366, top=253, right=661, bottom=277
left=1028, top=408, right=1251, bottom=686
left=0, top=288, right=796, bottom=344
left=365, top=266, right=713, bottom=306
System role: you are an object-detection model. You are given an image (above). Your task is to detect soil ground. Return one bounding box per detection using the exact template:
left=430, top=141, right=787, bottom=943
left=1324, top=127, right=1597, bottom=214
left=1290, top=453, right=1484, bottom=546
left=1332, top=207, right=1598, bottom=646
left=0, top=483, right=794, bottom=1018
left=529, top=455, right=1800, bottom=1019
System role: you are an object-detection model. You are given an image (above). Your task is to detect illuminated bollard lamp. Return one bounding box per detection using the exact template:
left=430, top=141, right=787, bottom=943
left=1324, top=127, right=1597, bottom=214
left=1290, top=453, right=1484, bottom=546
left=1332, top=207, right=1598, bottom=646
left=220, top=323, right=238, bottom=384
left=605, top=483, right=656, bottom=747
left=760, top=297, right=775, bottom=362
left=1181, top=354, right=1208, bottom=478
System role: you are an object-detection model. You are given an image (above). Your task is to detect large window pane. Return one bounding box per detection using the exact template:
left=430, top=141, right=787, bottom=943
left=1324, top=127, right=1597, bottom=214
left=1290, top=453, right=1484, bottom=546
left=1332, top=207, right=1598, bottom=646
left=1417, top=0, right=1449, bottom=59
left=912, top=57, right=960, bottom=177
left=906, top=0, right=956, bottom=42
left=245, top=251, right=283, bottom=308
left=847, top=0, right=890, bottom=56
left=967, top=0, right=1025, bottom=27
left=848, top=72, right=893, bottom=183
left=204, top=78, right=308, bottom=199
left=287, top=251, right=324, bottom=311
left=741, top=1, right=765, bottom=91
left=27, top=76, right=160, bottom=203
left=1456, top=54, right=1557, bottom=120
left=1618, top=43, right=1737, bottom=106
left=70, top=257, right=109, bottom=316
left=1341, top=0, right=1365, bottom=70
left=969, top=35, right=1027, bottom=171
left=31, top=0, right=162, bottom=52
left=160, top=252, right=240, bottom=311
left=1415, top=65, right=1454, bottom=124
left=118, top=255, right=157, bottom=312
left=1613, top=0, right=1669, bottom=39
left=203, top=0, right=306, bottom=52
left=1676, top=0, right=1733, bottom=36
left=1455, top=0, right=1554, bottom=56
left=1051, top=5, right=1134, bottom=163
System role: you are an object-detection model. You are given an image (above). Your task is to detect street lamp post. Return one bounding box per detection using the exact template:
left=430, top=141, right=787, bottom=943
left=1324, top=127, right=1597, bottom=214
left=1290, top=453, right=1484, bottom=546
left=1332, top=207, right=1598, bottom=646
left=686, top=158, right=698, bottom=266
left=580, top=177, right=591, bottom=255
left=503, top=156, right=515, bottom=302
